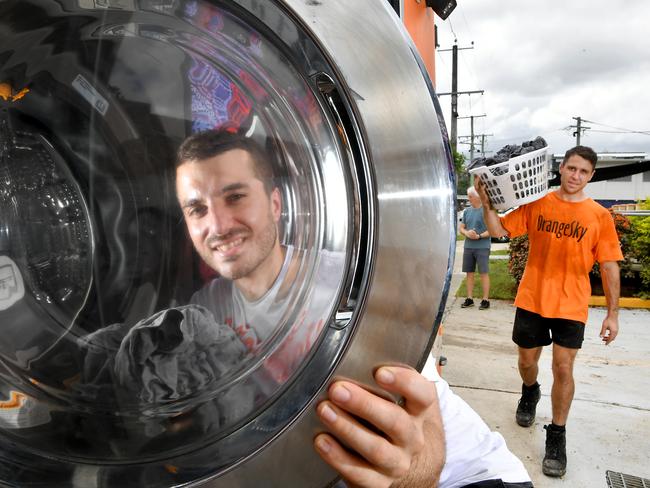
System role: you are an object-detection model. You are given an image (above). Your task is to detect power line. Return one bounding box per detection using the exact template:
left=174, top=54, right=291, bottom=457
left=457, top=3, right=474, bottom=42
left=589, top=129, right=650, bottom=135
left=458, top=114, right=486, bottom=162
left=580, top=119, right=650, bottom=136
left=437, top=44, right=483, bottom=152
left=441, top=5, right=484, bottom=125
left=490, top=130, right=558, bottom=144
left=447, top=18, right=458, bottom=43
left=435, top=51, right=449, bottom=71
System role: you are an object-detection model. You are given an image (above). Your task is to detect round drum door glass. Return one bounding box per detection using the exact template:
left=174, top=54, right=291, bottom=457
left=0, top=114, right=93, bottom=363
left=0, top=0, right=349, bottom=483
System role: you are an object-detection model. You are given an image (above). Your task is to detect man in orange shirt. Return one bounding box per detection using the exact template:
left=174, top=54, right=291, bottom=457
left=477, top=145, right=622, bottom=478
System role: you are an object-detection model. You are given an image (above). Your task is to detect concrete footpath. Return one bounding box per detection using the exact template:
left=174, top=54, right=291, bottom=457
left=440, top=241, right=650, bottom=487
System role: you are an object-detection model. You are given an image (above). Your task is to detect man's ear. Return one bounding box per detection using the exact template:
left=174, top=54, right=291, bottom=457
left=271, top=187, right=282, bottom=222
left=587, top=167, right=596, bottom=182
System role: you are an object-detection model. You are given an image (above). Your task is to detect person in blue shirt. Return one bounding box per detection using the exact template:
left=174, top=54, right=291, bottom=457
left=459, top=186, right=492, bottom=310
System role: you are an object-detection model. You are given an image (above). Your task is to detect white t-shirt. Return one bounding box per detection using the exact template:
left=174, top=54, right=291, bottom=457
left=421, top=357, right=532, bottom=487
left=191, top=246, right=345, bottom=384
left=191, top=247, right=296, bottom=352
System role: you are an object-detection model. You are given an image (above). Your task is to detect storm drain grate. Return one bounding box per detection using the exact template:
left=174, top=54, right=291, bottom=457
left=606, top=470, right=650, bottom=488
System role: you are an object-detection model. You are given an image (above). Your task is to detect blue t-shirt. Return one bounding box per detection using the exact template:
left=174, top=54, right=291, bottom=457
left=462, top=207, right=491, bottom=249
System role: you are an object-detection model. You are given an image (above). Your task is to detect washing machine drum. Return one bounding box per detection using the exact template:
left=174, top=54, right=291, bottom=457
left=0, top=1, right=454, bottom=486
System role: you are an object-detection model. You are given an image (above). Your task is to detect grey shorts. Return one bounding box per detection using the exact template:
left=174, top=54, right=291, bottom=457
left=462, top=248, right=490, bottom=274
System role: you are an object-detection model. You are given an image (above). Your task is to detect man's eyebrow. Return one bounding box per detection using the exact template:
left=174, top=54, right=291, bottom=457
left=221, top=182, right=249, bottom=193
left=181, top=197, right=203, bottom=210
left=180, top=182, right=251, bottom=209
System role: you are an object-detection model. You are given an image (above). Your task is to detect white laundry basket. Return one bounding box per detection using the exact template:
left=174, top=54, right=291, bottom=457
left=469, top=147, right=549, bottom=211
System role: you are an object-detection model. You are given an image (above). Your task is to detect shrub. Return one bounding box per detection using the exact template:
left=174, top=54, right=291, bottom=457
left=591, top=210, right=635, bottom=280
left=508, top=235, right=528, bottom=284
left=628, top=199, right=650, bottom=296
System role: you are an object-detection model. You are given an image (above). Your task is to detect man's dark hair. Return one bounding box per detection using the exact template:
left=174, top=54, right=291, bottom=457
left=176, top=129, right=276, bottom=194
left=562, top=145, right=598, bottom=169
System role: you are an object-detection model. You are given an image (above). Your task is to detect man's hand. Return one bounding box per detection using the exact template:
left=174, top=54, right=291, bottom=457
left=600, top=314, right=619, bottom=345
left=466, top=229, right=479, bottom=240
left=314, top=366, right=444, bottom=488
left=473, top=175, right=510, bottom=239
left=473, top=175, right=493, bottom=210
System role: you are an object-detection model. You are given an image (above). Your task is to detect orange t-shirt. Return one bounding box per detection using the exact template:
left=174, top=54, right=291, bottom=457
left=501, top=192, right=623, bottom=323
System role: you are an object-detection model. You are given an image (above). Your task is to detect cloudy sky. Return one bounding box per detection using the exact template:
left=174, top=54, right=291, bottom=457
left=434, top=0, right=650, bottom=159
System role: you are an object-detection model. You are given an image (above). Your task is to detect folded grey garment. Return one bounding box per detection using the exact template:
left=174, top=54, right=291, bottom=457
left=114, top=305, right=248, bottom=405
left=73, top=323, right=129, bottom=403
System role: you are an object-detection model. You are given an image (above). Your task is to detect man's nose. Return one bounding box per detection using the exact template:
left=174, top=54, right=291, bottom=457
left=206, top=204, right=235, bottom=237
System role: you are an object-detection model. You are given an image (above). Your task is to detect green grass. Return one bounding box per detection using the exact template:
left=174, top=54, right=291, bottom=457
left=491, top=249, right=509, bottom=256
left=456, top=259, right=518, bottom=300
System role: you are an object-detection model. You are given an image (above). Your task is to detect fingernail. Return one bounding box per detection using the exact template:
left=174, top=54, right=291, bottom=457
left=315, top=435, right=332, bottom=454
left=319, top=404, right=337, bottom=423
left=376, top=367, right=395, bottom=384
left=330, top=384, right=351, bottom=403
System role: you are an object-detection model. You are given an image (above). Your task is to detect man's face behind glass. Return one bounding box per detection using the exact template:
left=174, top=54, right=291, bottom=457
left=176, top=148, right=281, bottom=284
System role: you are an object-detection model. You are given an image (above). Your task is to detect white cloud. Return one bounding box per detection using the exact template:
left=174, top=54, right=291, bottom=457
left=435, top=0, right=650, bottom=156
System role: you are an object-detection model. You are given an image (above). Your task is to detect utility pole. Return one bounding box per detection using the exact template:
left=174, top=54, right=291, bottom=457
left=458, top=114, right=486, bottom=162
left=457, top=132, right=491, bottom=192
left=480, top=134, right=489, bottom=155
left=570, top=116, right=591, bottom=145
left=437, top=44, right=482, bottom=152
left=451, top=44, right=458, bottom=151
left=458, top=133, right=493, bottom=158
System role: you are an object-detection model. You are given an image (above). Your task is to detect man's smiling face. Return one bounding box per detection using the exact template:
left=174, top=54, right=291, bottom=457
left=176, top=148, right=281, bottom=285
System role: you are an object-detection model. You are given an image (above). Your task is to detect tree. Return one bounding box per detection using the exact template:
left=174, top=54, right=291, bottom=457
left=453, top=149, right=470, bottom=196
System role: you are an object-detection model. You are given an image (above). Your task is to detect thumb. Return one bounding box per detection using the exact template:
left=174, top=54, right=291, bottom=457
left=599, top=322, right=607, bottom=337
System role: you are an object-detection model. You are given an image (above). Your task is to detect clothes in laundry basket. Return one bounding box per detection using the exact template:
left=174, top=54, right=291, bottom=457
left=466, top=136, right=547, bottom=172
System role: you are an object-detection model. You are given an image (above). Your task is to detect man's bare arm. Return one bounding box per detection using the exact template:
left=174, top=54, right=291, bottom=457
left=599, top=260, right=620, bottom=345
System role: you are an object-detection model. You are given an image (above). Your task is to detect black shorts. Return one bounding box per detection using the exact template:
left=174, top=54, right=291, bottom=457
left=512, top=308, right=585, bottom=349
left=462, top=248, right=490, bottom=274
left=461, top=480, right=534, bottom=488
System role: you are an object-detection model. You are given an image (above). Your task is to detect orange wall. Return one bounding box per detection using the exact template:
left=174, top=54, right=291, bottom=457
left=402, top=1, right=437, bottom=86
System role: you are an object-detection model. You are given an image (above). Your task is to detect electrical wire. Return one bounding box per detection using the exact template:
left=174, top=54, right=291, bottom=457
left=458, top=3, right=474, bottom=41
left=447, top=18, right=458, bottom=44
left=581, top=119, right=650, bottom=136
left=446, top=4, right=488, bottom=144
left=589, top=129, right=650, bottom=135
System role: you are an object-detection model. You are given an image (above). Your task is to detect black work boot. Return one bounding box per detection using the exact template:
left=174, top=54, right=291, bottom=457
left=543, top=424, right=567, bottom=477
left=515, top=382, right=541, bottom=427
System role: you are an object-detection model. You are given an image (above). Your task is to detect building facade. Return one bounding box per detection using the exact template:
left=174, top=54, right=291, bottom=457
left=551, top=152, right=650, bottom=207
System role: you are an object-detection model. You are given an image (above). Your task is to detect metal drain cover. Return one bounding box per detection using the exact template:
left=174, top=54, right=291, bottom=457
left=606, top=470, right=650, bottom=488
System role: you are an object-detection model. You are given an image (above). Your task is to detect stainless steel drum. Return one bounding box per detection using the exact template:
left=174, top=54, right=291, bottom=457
left=0, top=1, right=455, bottom=486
